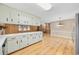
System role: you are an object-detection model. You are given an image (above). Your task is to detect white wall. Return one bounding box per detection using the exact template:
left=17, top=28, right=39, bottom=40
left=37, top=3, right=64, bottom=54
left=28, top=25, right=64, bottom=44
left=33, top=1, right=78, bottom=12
left=50, top=19, right=76, bottom=39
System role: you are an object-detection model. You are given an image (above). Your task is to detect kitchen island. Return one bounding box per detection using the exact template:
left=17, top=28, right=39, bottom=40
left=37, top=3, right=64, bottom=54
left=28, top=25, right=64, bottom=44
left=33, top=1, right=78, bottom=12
left=0, top=31, right=43, bottom=55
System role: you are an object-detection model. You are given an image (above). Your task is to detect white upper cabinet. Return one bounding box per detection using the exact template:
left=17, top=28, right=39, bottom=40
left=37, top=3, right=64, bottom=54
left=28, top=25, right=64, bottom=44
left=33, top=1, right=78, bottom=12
left=17, top=11, right=27, bottom=25
left=31, top=16, right=36, bottom=25
left=9, top=9, right=18, bottom=24
left=17, top=11, right=22, bottom=24
left=20, top=12, right=27, bottom=25
left=27, top=16, right=33, bottom=25
left=31, top=17, right=41, bottom=26
left=34, top=18, right=40, bottom=26
left=0, top=4, right=9, bottom=19
left=26, top=16, right=30, bottom=25
left=0, top=4, right=10, bottom=23
left=0, top=4, right=41, bottom=25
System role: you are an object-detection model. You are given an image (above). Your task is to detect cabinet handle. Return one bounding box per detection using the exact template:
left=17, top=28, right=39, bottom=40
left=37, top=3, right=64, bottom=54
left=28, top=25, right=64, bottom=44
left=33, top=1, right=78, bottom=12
left=11, top=19, right=13, bottom=21
left=16, top=41, right=18, bottom=44
left=18, top=14, right=20, bottom=16
left=6, top=18, right=8, bottom=21
left=24, top=21, right=26, bottom=23
left=21, top=40, right=22, bottom=42
left=18, top=21, right=20, bottom=23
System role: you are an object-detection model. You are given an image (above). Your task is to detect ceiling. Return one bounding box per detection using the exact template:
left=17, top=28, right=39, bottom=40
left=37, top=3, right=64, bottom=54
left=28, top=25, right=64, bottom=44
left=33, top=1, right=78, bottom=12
left=3, top=3, right=79, bottom=22
left=3, top=3, right=57, bottom=17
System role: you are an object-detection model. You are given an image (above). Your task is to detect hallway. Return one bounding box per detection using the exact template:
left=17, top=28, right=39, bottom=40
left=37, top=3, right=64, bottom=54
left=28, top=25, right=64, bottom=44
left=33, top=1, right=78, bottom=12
left=10, top=35, right=74, bottom=55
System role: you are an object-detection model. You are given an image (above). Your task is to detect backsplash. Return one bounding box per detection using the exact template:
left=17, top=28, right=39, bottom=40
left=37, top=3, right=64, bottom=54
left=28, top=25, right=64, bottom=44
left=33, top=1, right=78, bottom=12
left=5, top=24, right=41, bottom=34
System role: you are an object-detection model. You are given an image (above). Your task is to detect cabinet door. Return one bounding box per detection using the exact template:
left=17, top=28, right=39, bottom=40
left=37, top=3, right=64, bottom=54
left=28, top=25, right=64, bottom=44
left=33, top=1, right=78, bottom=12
left=28, top=34, right=34, bottom=45
left=32, top=32, right=43, bottom=44
left=34, top=18, right=41, bottom=26
left=17, top=11, right=22, bottom=24
left=36, top=32, right=43, bottom=41
left=33, top=33, right=38, bottom=43
left=31, top=33, right=36, bottom=43
left=27, top=16, right=32, bottom=25
left=27, top=33, right=39, bottom=45
left=0, top=4, right=10, bottom=23
left=7, top=37, right=19, bottom=54
left=19, top=13, right=27, bottom=25
left=19, top=35, right=28, bottom=49
left=9, top=9, right=18, bottom=24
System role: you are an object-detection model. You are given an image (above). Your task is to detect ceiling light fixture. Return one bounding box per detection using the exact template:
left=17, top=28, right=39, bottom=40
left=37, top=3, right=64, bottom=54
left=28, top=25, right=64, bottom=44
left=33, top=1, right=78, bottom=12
left=36, top=3, right=52, bottom=10
left=57, top=17, right=64, bottom=26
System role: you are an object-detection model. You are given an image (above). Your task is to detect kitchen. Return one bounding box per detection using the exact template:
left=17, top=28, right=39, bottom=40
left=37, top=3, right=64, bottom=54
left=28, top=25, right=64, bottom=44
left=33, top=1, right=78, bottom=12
left=0, top=3, right=79, bottom=55
left=0, top=3, right=43, bottom=55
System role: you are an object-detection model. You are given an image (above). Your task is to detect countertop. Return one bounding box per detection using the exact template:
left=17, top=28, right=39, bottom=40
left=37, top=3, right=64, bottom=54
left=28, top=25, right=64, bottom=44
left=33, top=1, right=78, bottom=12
left=0, top=31, right=42, bottom=48
left=4, top=31, right=42, bottom=37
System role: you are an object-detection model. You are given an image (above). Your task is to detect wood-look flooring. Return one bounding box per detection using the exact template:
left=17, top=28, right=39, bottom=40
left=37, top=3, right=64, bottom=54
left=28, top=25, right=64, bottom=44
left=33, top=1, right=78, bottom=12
left=10, top=35, right=74, bottom=55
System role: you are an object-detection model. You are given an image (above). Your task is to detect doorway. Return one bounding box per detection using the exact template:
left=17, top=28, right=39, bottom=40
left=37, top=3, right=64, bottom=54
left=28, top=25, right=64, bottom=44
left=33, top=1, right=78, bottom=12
left=38, top=23, right=51, bottom=36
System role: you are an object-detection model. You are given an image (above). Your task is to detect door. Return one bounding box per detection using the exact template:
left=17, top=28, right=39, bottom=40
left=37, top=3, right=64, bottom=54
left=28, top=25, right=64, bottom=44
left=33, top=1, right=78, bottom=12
left=40, top=23, right=51, bottom=36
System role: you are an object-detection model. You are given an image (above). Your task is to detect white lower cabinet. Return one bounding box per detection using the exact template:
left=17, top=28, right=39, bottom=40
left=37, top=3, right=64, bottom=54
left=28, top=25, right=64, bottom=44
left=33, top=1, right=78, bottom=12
left=7, top=37, right=19, bottom=54
left=28, top=34, right=37, bottom=45
left=19, top=35, right=28, bottom=49
left=6, top=35, right=29, bottom=54
left=28, top=34, right=34, bottom=45
left=6, top=32, right=43, bottom=54
left=28, top=33, right=42, bottom=45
